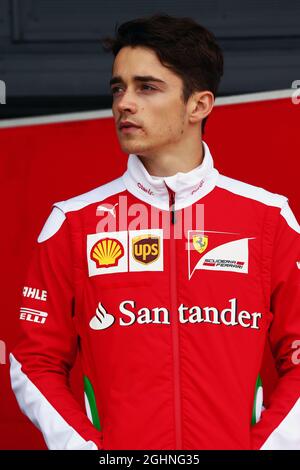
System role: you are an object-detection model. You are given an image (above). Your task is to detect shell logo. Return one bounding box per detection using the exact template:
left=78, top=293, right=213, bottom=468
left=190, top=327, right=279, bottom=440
left=90, top=237, right=124, bottom=268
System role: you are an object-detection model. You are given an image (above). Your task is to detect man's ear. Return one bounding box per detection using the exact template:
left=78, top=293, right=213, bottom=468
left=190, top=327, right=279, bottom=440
left=188, top=91, right=215, bottom=124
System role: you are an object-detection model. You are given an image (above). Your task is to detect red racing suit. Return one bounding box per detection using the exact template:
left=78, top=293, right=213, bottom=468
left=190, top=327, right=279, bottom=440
left=10, top=141, right=300, bottom=450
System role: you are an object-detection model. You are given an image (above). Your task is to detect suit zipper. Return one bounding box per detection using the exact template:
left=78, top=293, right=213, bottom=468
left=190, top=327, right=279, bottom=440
left=166, top=184, right=182, bottom=449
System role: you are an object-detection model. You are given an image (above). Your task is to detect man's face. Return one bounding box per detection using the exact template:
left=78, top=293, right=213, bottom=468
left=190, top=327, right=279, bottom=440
left=111, top=46, right=189, bottom=157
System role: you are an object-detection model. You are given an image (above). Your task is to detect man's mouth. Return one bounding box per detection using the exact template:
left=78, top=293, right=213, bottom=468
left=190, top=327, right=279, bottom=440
left=119, top=121, right=142, bottom=132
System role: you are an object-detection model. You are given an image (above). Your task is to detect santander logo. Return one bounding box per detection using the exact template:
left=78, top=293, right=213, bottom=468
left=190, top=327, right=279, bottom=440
left=89, top=302, right=115, bottom=330
left=137, top=182, right=154, bottom=196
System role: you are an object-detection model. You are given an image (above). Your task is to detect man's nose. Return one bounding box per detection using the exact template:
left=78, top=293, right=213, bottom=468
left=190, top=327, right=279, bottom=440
left=116, top=90, right=137, bottom=114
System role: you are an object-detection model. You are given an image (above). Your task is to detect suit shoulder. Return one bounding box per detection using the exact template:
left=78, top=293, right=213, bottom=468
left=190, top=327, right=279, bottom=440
left=216, top=173, right=288, bottom=209
left=53, top=176, right=126, bottom=214
left=37, top=176, right=126, bottom=243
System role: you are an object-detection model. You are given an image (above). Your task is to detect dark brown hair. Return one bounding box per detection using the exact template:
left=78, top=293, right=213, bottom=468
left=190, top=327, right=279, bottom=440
left=103, top=14, right=224, bottom=132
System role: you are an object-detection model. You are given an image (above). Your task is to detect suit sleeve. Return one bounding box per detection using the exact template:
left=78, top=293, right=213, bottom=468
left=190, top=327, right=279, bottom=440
left=251, top=201, right=300, bottom=449
left=10, top=206, right=103, bottom=450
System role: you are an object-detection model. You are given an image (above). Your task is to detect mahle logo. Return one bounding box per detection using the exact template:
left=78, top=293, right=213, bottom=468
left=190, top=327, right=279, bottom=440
left=0, top=80, right=6, bottom=104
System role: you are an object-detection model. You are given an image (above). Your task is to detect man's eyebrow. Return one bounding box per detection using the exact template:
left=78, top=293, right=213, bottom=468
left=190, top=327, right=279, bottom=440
left=110, top=75, right=166, bottom=86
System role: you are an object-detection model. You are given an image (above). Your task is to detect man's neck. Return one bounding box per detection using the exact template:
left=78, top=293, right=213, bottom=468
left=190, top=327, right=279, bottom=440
left=137, top=139, right=204, bottom=177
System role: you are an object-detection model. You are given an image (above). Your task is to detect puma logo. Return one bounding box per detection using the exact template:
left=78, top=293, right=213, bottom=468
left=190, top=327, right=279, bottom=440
left=97, top=203, right=118, bottom=218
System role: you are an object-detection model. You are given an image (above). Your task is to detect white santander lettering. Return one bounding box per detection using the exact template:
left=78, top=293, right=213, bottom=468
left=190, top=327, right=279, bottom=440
left=119, top=300, right=136, bottom=326
left=117, top=298, right=261, bottom=330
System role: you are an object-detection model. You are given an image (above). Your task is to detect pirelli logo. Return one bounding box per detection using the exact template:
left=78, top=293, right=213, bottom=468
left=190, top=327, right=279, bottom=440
left=20, top=307, right=48, bottom=325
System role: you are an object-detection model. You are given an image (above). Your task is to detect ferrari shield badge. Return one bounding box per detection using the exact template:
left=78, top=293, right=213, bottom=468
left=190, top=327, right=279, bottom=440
left=193, top=235, right=208, bottom=254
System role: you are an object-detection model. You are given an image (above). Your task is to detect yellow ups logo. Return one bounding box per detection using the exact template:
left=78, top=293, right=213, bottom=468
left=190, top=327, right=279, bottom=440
left=132, top=235, right=160, bottom=264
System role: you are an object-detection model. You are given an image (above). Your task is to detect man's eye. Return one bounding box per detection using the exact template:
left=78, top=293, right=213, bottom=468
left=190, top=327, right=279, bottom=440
left=141, top=84, right=156, bottom=91
left=111, top=86, right=123, bottom=95
left=110, top=84, right=156, bottom=96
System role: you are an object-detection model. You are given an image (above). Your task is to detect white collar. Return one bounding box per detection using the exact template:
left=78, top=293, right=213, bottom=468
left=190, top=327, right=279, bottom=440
left=122, top=140, right=219, bottom=210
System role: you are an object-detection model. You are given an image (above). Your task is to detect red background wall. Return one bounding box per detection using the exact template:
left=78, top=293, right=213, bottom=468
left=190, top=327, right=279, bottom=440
left=0, top=96, right=299, bottom=449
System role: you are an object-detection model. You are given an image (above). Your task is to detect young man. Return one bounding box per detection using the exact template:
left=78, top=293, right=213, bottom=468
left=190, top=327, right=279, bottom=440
left=10, top=14, right=300, bottom=450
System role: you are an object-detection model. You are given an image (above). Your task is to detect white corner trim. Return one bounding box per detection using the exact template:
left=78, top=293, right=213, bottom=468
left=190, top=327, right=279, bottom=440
left=9, top=353, right=98, bottom=450
left=37, top=206, right=66, bottom=243
left=37, top=177, right=126, bottom=243
left=280, top=202, right=300, bottom=234
left=0, top=109, right=113, bottom=129
left=215, top=89, right=293, bottom=106
left=217, top=174, right=288, bottom=208
left=54, top=177, right=125, bottom=215
left=260, top=398, right=300, bottom=450
left=0, top=89, right=292, bottom=129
